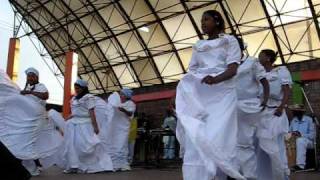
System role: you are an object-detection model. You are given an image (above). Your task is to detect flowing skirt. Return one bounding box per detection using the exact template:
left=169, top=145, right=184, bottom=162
left=50, top=114, right=114, bottom=173
left=257, top=107, right=290, bottom=180
left=176, top=73, right=244, bottom=180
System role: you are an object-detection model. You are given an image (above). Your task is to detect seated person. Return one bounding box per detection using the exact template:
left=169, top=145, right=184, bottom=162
left=289, top=104, right=315, bottom=171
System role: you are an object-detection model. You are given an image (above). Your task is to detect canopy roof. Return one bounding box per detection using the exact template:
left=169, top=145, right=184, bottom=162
left=10, top=0, right=320, bottom=93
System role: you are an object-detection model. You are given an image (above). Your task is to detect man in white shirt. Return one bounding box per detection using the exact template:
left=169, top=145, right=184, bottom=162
left=289, top=104, right=315, bottom=171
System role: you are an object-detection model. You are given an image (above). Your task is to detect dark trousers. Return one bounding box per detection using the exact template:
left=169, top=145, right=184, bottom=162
left=0, top=141, right=31, bottom=180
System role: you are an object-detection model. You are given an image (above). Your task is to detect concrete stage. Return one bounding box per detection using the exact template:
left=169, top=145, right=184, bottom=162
left=32, top=167, right=320, bottom=180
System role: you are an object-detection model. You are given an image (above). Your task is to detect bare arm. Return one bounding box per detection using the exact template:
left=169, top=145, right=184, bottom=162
left=119, top=107, right=133, bottom=117
left=21, top=90, right=49, bottom=100
left=201, top=63, right=238, bottom=85
left=274, top=85, right=290, bottom=116
left=260, top=78, right=270, bottom=108
left=89, top=108, right=99, bottom=134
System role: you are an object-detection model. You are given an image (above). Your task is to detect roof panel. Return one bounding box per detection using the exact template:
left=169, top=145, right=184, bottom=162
left=10, top=0, right=320, bottom=93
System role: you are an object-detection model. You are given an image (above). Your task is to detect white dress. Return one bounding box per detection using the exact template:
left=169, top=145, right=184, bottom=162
left=0, top=70, right=62, bottom=172
left=257, top=66, right=292, bottom=180
left=107, top=92, right=136, bottom=169
left=235, top=56, right=266, bottom=179
left=59, top=94, right=113, bottom=173
left=175, top=34, right=244, bottom=180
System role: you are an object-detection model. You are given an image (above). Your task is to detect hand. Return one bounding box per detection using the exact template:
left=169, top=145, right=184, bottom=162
left=118, top=107, right=125, bottom=112
left=201, top=75, right=217, bottom=85
left=93, top=126, right=99, bottom=134
left=20, top=90, right=31, bottom=95
left=66, top=115, right=73, bottom=120
left=274, top=106, right=283, bottom=117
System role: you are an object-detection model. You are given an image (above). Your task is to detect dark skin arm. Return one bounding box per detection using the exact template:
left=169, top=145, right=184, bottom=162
left=201, top=63, right=238, bottom=85
left=89, top=108, right=99, bottom=134
left=260, top=78, right=270, bottom=110
left=119, top=107, right=133, bottom=117
left=274, top=84, right=290, bottom=117
left=20, top=90, right=49, bottom=100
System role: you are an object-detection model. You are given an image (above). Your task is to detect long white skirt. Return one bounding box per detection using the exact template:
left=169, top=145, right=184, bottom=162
left=107, top=110, right=130, bottom=169
left=176, top=73, right=244, bottom=180
left=235, top=107, right=261, bottom=179
left=257, top=107, right=290, bottom=180
left=94, top=98, right=114, bottom=152
left=57, top=117, right=113, bottom=173
left=0, top=88, right=62, bottom=165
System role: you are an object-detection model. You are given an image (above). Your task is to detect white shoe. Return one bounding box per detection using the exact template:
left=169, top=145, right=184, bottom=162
left=30, top=168, right=40, bottom=176
left=120, top=165, right=131, bottom=171
left=63, top=168, right=78, bottom=174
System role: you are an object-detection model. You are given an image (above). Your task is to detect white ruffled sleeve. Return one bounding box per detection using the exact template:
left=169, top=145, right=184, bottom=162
left=188, top=48, right=198, bottom=72
left=84, top=94, right=96, bottom=109
left=225, top=35, right=241, bottom=65
left=278, top=66, right=292, bottom=87
left=253, top=60, right=267, bottom=81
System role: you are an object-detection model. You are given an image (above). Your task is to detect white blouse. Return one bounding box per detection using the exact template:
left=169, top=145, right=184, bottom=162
left=262, top=66, right=292, bottom=105
left=188, top=34, right=241, bottom=88
left=25, top=83, right=48, bottom=106
left=71, top=94, right=95, bottom=118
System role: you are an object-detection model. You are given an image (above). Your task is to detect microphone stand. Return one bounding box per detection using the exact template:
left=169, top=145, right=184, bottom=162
left=294, top=81, right=319, bottom=170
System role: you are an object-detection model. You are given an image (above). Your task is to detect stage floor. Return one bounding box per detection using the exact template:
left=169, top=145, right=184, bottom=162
left=32, top=167, right=320, bottom=180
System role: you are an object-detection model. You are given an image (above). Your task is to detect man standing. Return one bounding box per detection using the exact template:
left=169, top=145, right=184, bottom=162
left=289, top=104, right=315, bottom=171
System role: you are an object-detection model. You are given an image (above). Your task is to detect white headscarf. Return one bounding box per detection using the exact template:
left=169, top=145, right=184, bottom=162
left=75, top=79, right=88, bottom=87
left=25, top=67, right=39, bottom=77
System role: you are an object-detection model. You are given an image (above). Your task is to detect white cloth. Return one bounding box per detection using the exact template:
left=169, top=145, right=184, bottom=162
left=94, top=97, right=113, bottom=144
left=107, top=92, right=136, bottom=169
left=260, top=66, right=292, bottom=106
left=235, top=57, right=266, bottom=179
left=256, top=66, right=292, bottom=180
left=25, top=67, right=39, bottom=77
left=128, top=141, right=135, bottom=163
left=24, top=83, right=48, bottom=107
left=236, top=56, right=266, bottom=100
left=296, top=137, right=313, bottom=168
left=176, top=34, right=244, bottom=179
left=55, top=94, right=113, bottom=173
left=0, top=71, right=62, bottom=173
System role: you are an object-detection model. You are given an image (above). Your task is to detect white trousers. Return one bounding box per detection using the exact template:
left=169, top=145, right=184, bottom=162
left=296, top=137, right=313, bottom=168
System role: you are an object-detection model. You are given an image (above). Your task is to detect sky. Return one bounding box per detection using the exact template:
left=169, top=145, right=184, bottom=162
left=0, top=0, right=63, bottom=104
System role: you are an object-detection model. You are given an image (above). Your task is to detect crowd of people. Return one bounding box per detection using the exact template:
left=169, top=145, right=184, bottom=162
left=0, top=9, right=317, bottom=180
left=0, top=68, right=137, bottom=178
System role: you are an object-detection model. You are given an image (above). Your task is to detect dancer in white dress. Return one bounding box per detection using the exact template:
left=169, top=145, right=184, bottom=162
left=257, top=49, right=292, bottom=180
left=107, top=89, right=136, bottom=171
left=0, top=68, right=62, bottom=176
left=175, top=10, right=244, bottom=180
left=235, top=40, right=270, bottom=180
left=60, top=79, right=113, bottom=173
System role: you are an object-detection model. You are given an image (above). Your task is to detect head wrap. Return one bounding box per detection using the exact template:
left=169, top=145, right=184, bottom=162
left=75, top=79, right=88, bottom=87
left=25, top=67, right=39, bottom=77
left=121, top=88, right=133, bottom=99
